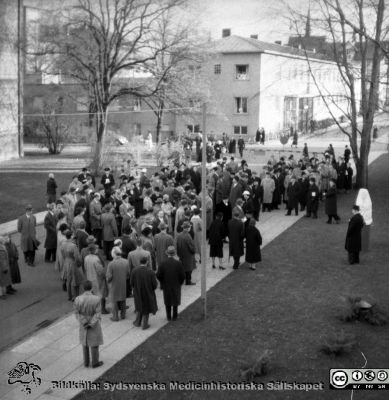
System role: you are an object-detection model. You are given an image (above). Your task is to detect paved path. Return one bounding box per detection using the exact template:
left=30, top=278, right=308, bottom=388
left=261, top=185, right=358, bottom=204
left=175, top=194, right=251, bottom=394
left=0, top=150, right=385, bottom=400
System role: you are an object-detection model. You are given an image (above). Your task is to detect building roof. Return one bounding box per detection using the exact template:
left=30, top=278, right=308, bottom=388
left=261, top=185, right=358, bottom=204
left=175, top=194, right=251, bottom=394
left=213, top=35, right=328, bottom=60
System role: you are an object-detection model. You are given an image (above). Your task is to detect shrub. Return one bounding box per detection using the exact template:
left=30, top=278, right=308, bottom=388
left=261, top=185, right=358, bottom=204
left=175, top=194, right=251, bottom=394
left=320, top=330, right=356, bottom=356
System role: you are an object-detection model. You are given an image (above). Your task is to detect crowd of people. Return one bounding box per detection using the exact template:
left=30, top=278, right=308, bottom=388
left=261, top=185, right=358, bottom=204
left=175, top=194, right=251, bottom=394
left=0, top=139, right=373, bottom=367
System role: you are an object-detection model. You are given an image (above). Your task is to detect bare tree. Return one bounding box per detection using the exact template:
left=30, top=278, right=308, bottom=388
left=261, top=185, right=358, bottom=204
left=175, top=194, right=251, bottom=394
left=288, top=0, right=387, bottom=188
left=141, top=8, right=209, bottom=144
left=35, top=0, right=187, bottom=172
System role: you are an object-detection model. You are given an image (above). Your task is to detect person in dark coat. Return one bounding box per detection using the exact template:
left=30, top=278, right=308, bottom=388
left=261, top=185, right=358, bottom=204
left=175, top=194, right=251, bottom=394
left=4, top=235, right=21, bottom=294
left=245, top=218, right=262, bottom=270
left=130, top=256, right=158, bottom=330
left=344, top=162, right=353, bottom=192
left=156, top=246, right=185, bottom=321
left=237, top=136, right=245, bottom=158
left=44, top=203, right=57, bottom=262
left=324, top=180, right=340, bottom=224
left=176, top=221, right=196, bottom=285
left=17, top=205, right=38, bottom=266
left=345, top=205, right=364, bottom=264
left=251, top=178, right=262, bottom=221
left=228, top=211, right=245, bottom=269
left=47, top=173, right=58, bottom=203
left=208, top=212, right=226, bottom=270
left=285, top=176, right=300, bottom=216
left=101, top=204, right=118, bottom=261
left=75, top=221, right=89, bottom=251
left=344, top=145, right=351, bottom=163
left=74, top=280, right=104, bottom=368
left=305, top=177, right=320, bottom=218
left=100, top=167, right=115, bottom=196
left=215, top=197, right=232, bottom=235
left=298, top=172, right=309, bottom=211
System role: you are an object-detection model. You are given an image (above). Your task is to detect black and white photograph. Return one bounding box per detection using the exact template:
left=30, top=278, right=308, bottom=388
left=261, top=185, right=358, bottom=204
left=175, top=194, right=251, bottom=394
left=0, top=0, right=389, bottom=399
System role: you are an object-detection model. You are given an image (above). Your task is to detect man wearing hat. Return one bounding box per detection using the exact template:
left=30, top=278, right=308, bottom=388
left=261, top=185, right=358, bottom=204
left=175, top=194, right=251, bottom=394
left=101, top=204, right=118, bottom=261
left=156, top=246, right=185, bottom=321
left=305, top=177, right=320, bottom=218
left=130, top=256, right=158, bottom=330
left=44, top=203, right=57, bottom=262
left=17, top=205, right=38, bottom=266
left=101, top=167, right=115, bottom=196
left=228, top=210, right=245, bottom=269
left=345, top=205, right=364, bottom=264
left=154, top=222, right=174, bottom=268
left=176, top=221, right=196, bottom=285
left=74, top=280, right=104, bottom=368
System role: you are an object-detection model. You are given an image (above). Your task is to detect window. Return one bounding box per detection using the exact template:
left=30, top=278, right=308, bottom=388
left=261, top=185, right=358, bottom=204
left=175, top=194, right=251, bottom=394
left=187, top=124, right=200, bottom=133
left=234, top=126, right=248, bottom=134
left=236, top=65, right=249, bottom=80
left=235, top=97, right=248, bottom=113
left=134, top=123, right=141, bottom=135
left=214, top=64, right=221, bottom=74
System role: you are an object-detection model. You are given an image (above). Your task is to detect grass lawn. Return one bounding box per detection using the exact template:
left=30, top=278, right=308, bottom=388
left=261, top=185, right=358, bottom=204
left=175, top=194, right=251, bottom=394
left=0, top=172, right=75, bottom=223
left=75, top=155, right=389, bottom=400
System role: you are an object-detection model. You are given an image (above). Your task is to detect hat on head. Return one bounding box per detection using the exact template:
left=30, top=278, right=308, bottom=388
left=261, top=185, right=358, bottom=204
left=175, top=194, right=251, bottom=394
left=243, top=190, right=250, bottom=196
left=182, top=221, right=191, bottom=230
left=163, top=194, right=169, bottom=200
left=26, top=204, right=33, bottom=210
left=69, top=187, right=76, bottom=192
left=155, top=198, right=163, bottom=204
left=352, top=204, right=360, bottom=211
left=141, top=168, right=147, bottom=173
left=166, top=245, right=176, bottom=256
left=86, top=235, right=96, bottom=244
left=104, top=167, right=110, bottom=171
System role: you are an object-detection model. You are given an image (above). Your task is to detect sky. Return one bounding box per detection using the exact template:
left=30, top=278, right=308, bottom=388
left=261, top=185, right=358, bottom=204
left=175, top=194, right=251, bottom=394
left=196, top=0, right=311, bottom=44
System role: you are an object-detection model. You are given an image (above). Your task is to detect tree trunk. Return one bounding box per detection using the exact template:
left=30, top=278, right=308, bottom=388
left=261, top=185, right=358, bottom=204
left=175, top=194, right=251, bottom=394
left=92, top=110, right=107, bottom=174
left=156, top=114, right=162, bottom=145
left=355, top=155, right=369, bottom=189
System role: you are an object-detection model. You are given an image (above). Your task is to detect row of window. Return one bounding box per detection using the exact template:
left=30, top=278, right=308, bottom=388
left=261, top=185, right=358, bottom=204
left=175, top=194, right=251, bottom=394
left=187, top=125, right=247, bottom=135
left=214, top=64, right=249, bottom=80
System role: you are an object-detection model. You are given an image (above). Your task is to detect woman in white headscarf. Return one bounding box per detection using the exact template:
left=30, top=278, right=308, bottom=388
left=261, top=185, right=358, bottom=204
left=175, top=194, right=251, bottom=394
left=355, top=188, right=372, bottom=251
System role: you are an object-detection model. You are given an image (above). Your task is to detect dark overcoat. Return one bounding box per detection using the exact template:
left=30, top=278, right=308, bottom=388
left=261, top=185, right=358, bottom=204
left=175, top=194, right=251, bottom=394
left=154, top=231, right=174, bottom=267
left=89, top=200, right=102, bottom=230
left=245, top=225, right=262, bottom=263
left=44, top=212, right=57, bottom=249
left=324, top=186, right=338, bottom=215
left=176, top=231, right=196, bottom=272
left=130, top=266, right=158, bottom=314
left=17, top=215, right=37, bottom=252
left=5, top=241, right=21, bottom=284
left=156, top=257, right=185, bottom=307
left=287, top=182, right=300, bottom=209
left=106, top=257, right=129, bottom=302
left=228, top=218, right=245, bottom=257
left=101, top=212, right=118, bottom=241
left=345, top=213, right=364, bottom=252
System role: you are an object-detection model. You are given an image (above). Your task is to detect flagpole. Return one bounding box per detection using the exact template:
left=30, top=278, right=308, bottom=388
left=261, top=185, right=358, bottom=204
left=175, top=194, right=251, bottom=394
left=201, top=103, right=207, bottom=319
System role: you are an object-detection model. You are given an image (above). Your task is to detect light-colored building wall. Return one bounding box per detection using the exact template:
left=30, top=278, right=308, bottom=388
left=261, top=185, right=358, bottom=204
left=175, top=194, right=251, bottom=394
left=0, top=0, right=21, bottom=161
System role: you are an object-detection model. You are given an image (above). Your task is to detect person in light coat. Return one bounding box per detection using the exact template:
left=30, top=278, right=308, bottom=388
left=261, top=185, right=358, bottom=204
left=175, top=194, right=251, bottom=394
left=355, top=188, right=372, bottom=251
left=74, top=280, right=104, bottom=368
left=17, top=205, right=38, bottom=266
left=84, top=244, right=109, bottom=314
left=106, top=247, right=129, bottom=321
left=260, top=172, right=275, bottom=212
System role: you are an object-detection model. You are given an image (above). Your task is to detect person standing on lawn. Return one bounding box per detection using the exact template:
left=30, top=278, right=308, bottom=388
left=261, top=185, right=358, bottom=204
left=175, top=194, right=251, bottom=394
left=131, top=256, right=158, bottom=330
left=44, top=203, right=57, bottom=262
left=176, top=221, right=196, bottom=285
left=47, top=173, right=58, bottom=203
left=345, top=205, right=364, bottom=265
left=106, top=247, right=129, bottom=321
left=324, top=179, right=340, bottom=224
left=156, top=246, right=185, bottom=321
left=245, top=218, right=262, bottom=270
left=17, top=205, right=38, bottom=266
left=74, top=280, right=104, bottom=368
left=208, top=212, right=226, bottom=270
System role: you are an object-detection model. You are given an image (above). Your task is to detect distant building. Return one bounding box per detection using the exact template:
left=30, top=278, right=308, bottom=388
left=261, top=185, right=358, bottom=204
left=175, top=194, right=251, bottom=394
left=0, top=0, right=22, bottom=161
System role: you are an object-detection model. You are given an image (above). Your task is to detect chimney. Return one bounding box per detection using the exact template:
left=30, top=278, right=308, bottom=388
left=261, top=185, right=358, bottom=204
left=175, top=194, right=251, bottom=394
left=275, top=40, right=282, bottom=45
left=250, top=34, right=258, bottom=39
left=222, top=29, right=231, bottom=38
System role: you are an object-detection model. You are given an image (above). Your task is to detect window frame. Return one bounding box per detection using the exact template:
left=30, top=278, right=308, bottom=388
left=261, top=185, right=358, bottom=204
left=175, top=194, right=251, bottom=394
left=234, top=126, right=248, bottom=135
left=235, top=64, right=249, bottom=80
left=234, top=97, right=248, bottom=114
left=214, top=64, right=221, bottom=74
